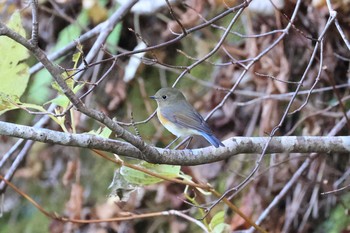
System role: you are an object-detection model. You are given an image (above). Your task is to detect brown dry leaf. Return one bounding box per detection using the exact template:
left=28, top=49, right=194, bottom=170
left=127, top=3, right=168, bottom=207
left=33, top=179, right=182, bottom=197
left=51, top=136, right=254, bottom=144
left=222, top=44, right=248, bottom=58
left=105, top=79, right=127, bottom=111
left=335, top=0, right=350, bottom=13
left=169, top=218, right=188, bottom=233
left=165, top=0, right=204, bottom=36
left=276, top=53, right=290, bottom=92
left=72, top=110, right=82, bottom=132
left=62, top=160, right=78, bottom=186
left=195, top=37, right=212, bottom=59
left=255, top=43, right=289, bottom=94
left=191, top=161, right=224, bottom=181
left=314, top=0, right=350, bottom=12
left=208, top=0, right=238, bottom=7
left=49, top=219, right=65, bottom=233
left=244, top=17, right=260, bottom=59
left=312, top=0, right=326, bottom=8
left=146, top=182, right=185, bottom=209
left=88, top=229, right=109, bottom=233
left=15, top=161, right=43, bottom=179
left=88, top=2, right=108, bottom=25
left=94, top=196, right=122, bottom=219
left=249, top=17, right=289, bottom=94
left=251, top=38, right=289, bottom=135
left=274, top=54, right=289, bottom=94
left=230, top=185, right=263, bottom=230
left=216, top=97, right=236, bottom=127
left=14, top=142, right=46, bottom=179
left=259, top=81, right=280, bottom=135
left=90, top=197, right=132, bottom=233
left=65, top=183, right=84, bottom=219
left=118, top=188, right=144, bottom=211
left=302, top=117, right=322, bottom=136
left=55, top=0, right=70, bottom=3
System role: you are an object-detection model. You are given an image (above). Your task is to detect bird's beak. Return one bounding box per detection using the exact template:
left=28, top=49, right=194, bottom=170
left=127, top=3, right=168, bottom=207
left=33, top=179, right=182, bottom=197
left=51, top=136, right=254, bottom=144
left=149, top=96, right=156, bottom=99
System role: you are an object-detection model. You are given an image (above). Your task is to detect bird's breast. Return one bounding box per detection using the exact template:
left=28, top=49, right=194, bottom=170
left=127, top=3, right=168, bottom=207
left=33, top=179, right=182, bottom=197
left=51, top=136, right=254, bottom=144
left=157, top=108, right=170, bottom=125
left=156, top=108, right=200, bottom=137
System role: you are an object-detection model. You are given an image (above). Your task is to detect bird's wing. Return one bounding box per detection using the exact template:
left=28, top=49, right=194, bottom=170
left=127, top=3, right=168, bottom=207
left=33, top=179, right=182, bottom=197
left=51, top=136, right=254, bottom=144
left=161, top=102, right=213, bottom=135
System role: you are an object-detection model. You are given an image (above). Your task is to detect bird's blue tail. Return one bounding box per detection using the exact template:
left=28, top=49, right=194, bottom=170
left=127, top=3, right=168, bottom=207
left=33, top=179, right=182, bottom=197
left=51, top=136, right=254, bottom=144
left=200, top=133, right=224, bottom=148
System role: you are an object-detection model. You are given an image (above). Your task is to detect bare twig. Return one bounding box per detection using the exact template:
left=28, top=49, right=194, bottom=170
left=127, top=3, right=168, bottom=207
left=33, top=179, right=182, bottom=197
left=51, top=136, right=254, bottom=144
left=29, top=0, right=39, bottom=46
left=320, top=184, right=350, bottom=195
left=326, top=70, right=350, bottom=132
left=298, top=159, right=326, bottom=231
left=328, top=110, right=350, bottom=136
left=325, top=0, right=350, bottom=51
left=0, top=140, right=35, bottom=193
left=172, top=4, right=248, bottom=87
left=165, top=0, right=187, bottom=35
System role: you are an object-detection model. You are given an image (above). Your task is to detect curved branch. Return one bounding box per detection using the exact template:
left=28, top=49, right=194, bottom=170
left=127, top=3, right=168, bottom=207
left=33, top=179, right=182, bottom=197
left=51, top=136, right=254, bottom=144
left=1, top=121, right=349, bottom=166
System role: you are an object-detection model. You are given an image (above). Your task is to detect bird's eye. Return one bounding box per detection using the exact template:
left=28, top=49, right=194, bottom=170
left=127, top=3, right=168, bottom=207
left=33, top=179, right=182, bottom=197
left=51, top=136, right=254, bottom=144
left=162, top=95, right=167, bottom=99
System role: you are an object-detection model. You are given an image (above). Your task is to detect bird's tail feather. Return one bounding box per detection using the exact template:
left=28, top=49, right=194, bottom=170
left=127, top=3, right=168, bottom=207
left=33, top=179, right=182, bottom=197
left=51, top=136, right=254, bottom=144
left=201, top=133, right=224, bottom=148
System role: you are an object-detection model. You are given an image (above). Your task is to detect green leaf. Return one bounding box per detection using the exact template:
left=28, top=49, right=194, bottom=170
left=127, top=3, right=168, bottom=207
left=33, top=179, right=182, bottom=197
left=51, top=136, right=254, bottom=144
left=51, top=81, right=64, bottom=95
left=48, top=83, right=84, bottom=108
left=181, top=172, right=211, bottom=195
left=54, top=9, right=90, bottom=51
left=211, top=223, right=230, bottom=233
left=0, top=93, right=20, bottom=114
left=99, top=127, right=112, bottom=138
left=314, top=193, right=350, bottom=233
left=50, top=75, right=75, bottom=96
left=106, top=23, right=122, bottom=54
left=120, top=162, right=181, bottom=185
left=0, top=11, right=30, bottom=115
left=0, top=93, right=48, bottom=115
left=72, top=51, right=81, bottom=69
left=209, top=211, right=230, bottom=233
left=106, top=4, right=122, bottom=54
left=88, top=126, right=112, bottom=138
left=26, top=69, right=52, bottom=105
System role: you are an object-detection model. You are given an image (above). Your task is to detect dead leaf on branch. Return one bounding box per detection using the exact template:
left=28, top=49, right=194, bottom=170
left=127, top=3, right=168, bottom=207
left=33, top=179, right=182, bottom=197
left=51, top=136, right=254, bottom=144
left=164, top=0, right=204, bottom=37
left=105, top=79, right=127, bottom=111
left=65, top=183, right=84, bottom=220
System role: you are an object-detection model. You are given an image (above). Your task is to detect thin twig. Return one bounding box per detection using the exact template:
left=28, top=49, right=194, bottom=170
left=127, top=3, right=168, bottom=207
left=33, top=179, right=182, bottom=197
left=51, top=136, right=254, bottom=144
left=325, top=69, right=350, bottom=132
left=0, top=141, right=35, bottom=193
left=29, top=0, right=39, bottom=46
left=173, top=4, right=248, bottom=87
left=325, top=0, right=350, bottom=51
left=165, top=0, right=187, bottom=35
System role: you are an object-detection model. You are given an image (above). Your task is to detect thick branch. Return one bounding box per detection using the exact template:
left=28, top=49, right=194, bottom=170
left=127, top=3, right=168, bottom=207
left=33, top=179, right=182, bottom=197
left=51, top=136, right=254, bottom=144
left=1, top=121, right=349, bottom=166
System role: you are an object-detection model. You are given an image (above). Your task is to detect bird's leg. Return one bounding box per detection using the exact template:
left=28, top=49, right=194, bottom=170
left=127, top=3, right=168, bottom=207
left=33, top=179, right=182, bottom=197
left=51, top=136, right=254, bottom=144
left=165, top=136, right=180, bottom=149
left=174, top=136, right=192, bottom=150
left=184, top=137, right=193, bottom=149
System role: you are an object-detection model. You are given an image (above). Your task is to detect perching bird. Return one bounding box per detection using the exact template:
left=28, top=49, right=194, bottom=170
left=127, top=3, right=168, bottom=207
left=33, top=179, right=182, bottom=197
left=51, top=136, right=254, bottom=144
left=150, top=88, right=224, bottom=148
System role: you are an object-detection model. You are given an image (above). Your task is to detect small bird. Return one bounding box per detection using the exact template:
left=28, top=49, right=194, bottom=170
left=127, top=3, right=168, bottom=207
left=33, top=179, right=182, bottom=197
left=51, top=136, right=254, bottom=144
left=150, top=88, right=224, bottom=148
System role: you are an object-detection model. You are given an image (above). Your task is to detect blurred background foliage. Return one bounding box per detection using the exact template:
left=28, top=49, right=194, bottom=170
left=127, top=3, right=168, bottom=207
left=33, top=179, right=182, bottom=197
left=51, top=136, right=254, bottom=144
left=0, top=0, right=350, bottom=232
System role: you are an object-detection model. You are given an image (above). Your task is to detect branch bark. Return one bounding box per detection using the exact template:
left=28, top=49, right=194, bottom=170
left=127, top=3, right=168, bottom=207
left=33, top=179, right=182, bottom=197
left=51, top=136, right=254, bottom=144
left=1, top=121, right=349, bottom=166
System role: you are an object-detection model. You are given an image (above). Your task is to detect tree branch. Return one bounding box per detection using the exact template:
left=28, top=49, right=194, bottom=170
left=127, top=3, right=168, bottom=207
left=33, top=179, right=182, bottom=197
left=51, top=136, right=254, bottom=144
left=0, top=2, right=156, bottom=158
left=1, top=121, right=349, bottom=166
